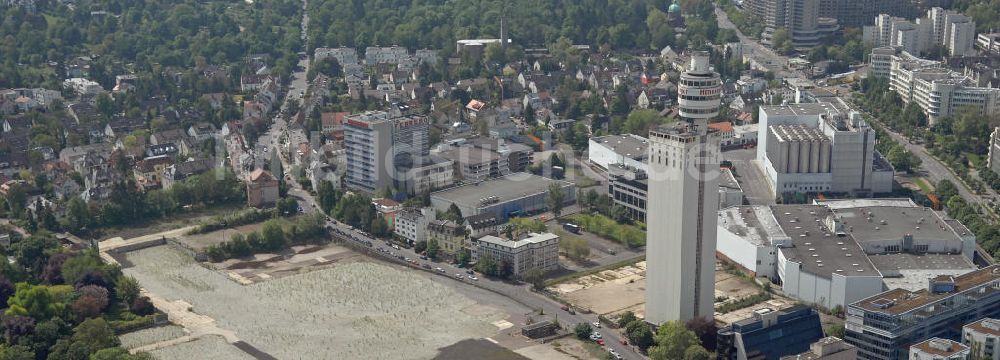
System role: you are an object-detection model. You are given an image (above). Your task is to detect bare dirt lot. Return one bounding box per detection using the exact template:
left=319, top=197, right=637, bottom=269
left=549, top=261, right=765, bottom=319
left=123, top=245, right=524, bottom=360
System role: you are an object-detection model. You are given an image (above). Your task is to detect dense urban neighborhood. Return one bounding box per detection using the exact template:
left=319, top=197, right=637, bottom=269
left=3, top=0, right=1000, bottom=359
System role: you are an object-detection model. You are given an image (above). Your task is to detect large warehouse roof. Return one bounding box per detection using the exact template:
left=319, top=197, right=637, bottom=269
left=430, top=173, right=572, bottom=208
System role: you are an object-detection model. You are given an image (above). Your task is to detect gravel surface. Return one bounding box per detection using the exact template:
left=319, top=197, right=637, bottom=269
left=149, top=335, right=253, bottom=360
left=119, top=325, right=187, bottom=350
left=124, top=246, right=505, bottom=360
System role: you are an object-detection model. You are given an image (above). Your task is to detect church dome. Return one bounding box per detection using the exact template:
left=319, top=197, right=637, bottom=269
left=668, top=2, right=681, bottom=13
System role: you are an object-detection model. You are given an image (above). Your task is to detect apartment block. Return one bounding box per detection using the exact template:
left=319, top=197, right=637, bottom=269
left=845, top=265, right=1000, bottom=360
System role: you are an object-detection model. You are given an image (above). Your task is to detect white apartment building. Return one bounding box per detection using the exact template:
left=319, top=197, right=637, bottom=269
left=471, top=232, right=559, bottom=277
left=872, top=48, right=1000, bottom=124
left=63, top=78, right=104, bottom=96
left=963, top=318, right=1000, bottom=360
left=869, top=8, right=976, bottom=57
left=314, top=47, right=359, bottom=65
left=394, top=208, right=435, bottom=244
left=364, top=46, right=410, bottom=65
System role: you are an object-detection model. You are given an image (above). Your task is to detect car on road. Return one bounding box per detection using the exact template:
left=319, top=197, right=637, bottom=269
left=596, top=338, right=605, bottom=346
left=455, top=273, right=463, bottom=279
left=591, top=332, right=602, bottom=339
left=436, top=267, right=445, bottom=273
left=467, top=275, right=478, bottom=281
left=592, top=322, right=601, bottom=328
left=421, top=264, right=431, bottom=269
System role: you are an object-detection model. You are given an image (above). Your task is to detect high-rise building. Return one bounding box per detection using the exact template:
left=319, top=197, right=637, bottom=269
left=344, top=111, right=450, bottom=193
left=869, top=7, right=976, bottom=57
left=644, top=53, right=721, bottom=324
left=743, top=0, right=839, bottom=48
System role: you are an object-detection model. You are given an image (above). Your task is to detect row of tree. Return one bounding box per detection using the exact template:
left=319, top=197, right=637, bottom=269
left=204, top=214, right=327, bottom=262
left=0, top=231, right=154, bottom=359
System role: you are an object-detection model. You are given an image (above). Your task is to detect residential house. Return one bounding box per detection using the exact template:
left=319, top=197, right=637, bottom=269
left=373, top=198, right=403, bottom=230
left=428, top=220, right=467, bottom=256
left=464, top=213, right=499, bottom=239
left=246, top=168, right=279, bottom=208
left=240, top=74, right=270, bottom=92
left=162, top=158, right=214, bottom=189
left=394, top=208, right=435, bottom=244
left=104, top=116, right=145, bottom=139
left=146, top=143, right=179, bottom=158
left=133, top=156, right=174, bottom=191
left=187, top=122, right=217, bottom=143
left=150, top=129, right=191, bottom=155
left=321, top=112, right=348, bottom=142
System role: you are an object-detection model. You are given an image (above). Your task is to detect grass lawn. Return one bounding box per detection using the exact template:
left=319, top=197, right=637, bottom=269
left=966, top=152, right=983, bottom=168
left=914, top=177, right=934, bottom=194
left=567, top=213, right=645, bottom=248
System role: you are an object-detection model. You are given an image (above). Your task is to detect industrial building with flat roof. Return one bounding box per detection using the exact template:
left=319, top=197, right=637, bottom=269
left=845, top=265, right=1000, bottom=360
left=429, top=173, right=575, bottom=221
left=587, top=134, right=649, bottom=172
left=716, top=198, right=977, bottom=311
left=757, top=99, right=894, bottom=197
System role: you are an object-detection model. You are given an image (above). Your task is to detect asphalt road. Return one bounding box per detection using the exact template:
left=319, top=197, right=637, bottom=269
left=714, top=5, right=808, bottom=80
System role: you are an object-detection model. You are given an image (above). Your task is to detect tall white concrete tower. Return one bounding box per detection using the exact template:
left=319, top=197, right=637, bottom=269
left=644, top=52, right=721, bottom=324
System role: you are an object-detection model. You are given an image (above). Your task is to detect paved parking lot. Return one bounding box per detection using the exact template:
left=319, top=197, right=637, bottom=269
left=723, top=148, right=775, bottom=205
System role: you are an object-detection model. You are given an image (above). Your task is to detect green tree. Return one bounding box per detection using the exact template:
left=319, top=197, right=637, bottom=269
left=114, top=276, right=140, bottom=306
left=6, top=284, right=64, bottom=321
left=70, top=318, right=118, bottom=353
left=622, top=109, right=668, bottom=135
left=936, top=179, right=959, bottom=202
left=60, top=252, right=108, bottom=286
left=771, top=28, right=793, bottom=55
left=475, top=254, right=499, bottom=276
left=649, top=320, right=700, bottom=360
left=260, top=220, right=286, bottom=251
left=12, top=233, right=59, bottom=276
left=546, top=183, right=566, bottom=218
left=0, top=345, right=34, bottom=360
left=89, top=348, right=153, bottom=360
left=617, top=311, right=638, bottom=328
left=626, top=320, right=655, bottom=350
left=523, top=268, right=545, bottom=290
left=443, top=204, right=464, bottom=222
left=426, top=239, right=440, bottom=260
left=456, top=249, right=472, bottom=267
left=683, top=345, right=712, bottom=360
left=316, top=180, right=338, bottom=214
left=573, top=322, right=593, bottom=340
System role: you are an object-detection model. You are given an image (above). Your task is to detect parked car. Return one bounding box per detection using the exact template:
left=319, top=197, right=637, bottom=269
left=592, top=322, right=601, bottom=328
